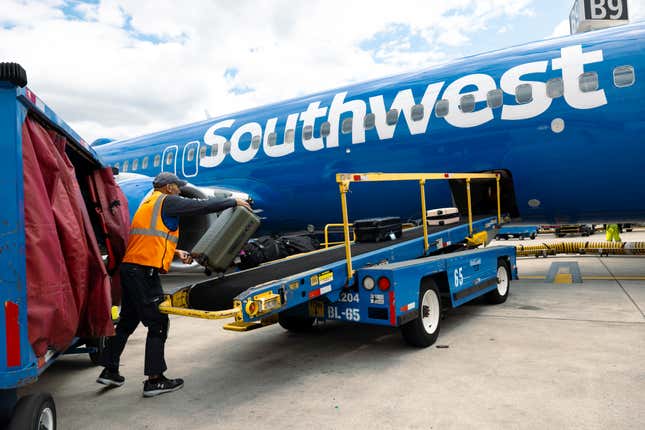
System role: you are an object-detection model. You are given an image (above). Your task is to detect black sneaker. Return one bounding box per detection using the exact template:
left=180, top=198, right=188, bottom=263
left=96, top=368, right=125, bottom=387
left=143, top=376, right=184, bottom=397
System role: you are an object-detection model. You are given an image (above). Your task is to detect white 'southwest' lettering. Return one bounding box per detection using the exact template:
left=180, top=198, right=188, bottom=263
left=443, top=74, right=495, bottom=128
left=552, top=45, right=607, bottom=109
left=198, top=44, right=610, bottom=169
left=501, top=61, right=552, bottom=120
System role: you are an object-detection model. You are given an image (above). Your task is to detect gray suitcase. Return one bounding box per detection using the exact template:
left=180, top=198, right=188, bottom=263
left=191, top=207, right=260, bottom=273
left=426, top=207, right=460, bottom=226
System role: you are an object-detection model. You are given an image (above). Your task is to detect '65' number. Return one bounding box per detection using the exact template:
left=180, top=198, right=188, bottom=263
left=454, top=267, right=464, bottom=287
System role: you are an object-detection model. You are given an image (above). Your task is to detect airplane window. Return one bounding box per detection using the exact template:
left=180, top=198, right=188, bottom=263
left=435, top=99, right=449, bottom=117
left=285, top=129, right=295, bottom=144
left=153, top=154, right=161, bottom=167
left=320, top=121, right=331, bottom=137
left=386, top=109, right=399, bottom=125
left=211, top=144, right=219, bottom=156
left=363, top=113, right=375, bottom=130
left=186, top=148, right=195, bottom=162
left=613, top=65, right=635, bottom=88
left=411, top=104, right=424, bottom=121
left=579, top=72, right=599, bottom=93
left=131, top=158, right=138, bottom=171
left=515, top=84, right=533, bottom=104
left=268, top=132, right=277, bottom=146
left=302, top=125, right=313, bottom=140
left=142, top=157, right=149, bottom=169
left=546, top=78, right=564, bottom=99
left=199, top=146, right=207, bottom=158
left=459, top=94, right=475, bottom=113
left=166, top=152, right=174, bottom=165
left=122, top=160, right=129, bottom=172
left=341, top=118, right=353, bottom=134
left=251, top=135, right=261, bottom=149
left=486, top=89, right=503, bottom=109
left=223, top=140, right=231, bottom=154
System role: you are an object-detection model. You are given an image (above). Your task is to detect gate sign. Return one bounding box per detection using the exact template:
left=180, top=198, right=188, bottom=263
left=570, top=0, right=629, bottom=34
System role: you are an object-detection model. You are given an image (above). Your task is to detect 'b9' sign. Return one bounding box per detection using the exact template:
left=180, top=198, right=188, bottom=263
left=584, top=0, right=629, bottom=20
left=570, top=0, right=629, bottom=34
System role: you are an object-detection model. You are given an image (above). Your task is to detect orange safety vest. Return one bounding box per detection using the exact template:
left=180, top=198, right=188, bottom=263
left=122, top=191, right=179, bottom=273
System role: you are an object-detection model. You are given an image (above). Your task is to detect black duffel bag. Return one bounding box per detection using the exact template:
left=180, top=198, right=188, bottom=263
left=280, top=235, right=320, bottom=255
left=238, top=236, right=289, bottom=270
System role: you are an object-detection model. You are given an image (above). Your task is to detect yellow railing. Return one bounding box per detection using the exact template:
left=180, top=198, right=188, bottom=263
left=336, top=172, right=502, bottom=280
left=323, top=223, right=356, bottom=248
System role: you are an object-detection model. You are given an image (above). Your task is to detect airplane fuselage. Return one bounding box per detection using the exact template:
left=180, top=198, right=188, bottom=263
left=97, top=23, right=645, bottom=232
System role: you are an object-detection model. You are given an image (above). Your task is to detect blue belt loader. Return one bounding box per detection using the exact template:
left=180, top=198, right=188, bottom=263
left=161, top=172, right=518, bottom=348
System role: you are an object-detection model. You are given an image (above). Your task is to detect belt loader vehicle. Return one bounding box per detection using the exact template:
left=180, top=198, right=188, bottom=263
left=161, top=172, right=518, bottom=348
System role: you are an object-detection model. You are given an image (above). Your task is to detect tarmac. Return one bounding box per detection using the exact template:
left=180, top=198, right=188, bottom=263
left=22, top=230, right=645, bottom=429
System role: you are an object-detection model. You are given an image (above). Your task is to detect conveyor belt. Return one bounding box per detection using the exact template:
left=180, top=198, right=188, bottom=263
left=188, top=218, right=486, bottom=311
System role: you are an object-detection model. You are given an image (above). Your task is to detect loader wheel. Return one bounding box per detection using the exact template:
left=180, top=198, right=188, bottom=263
left=278, top=313, right=315, bottom=332
left=0, top=63, right=28, bottom=88
left=7, top=393, right=56, bottom=430
left=530, top=232, right=536, bottom=240
left=87, top=336, right=108, bottom=365
left=401, top=279, right=442, bottom=348
left=485, top=260, right=511, bottom=305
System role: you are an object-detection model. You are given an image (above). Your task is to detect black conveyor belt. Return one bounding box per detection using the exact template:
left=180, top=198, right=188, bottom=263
left=188, top=218, right=486, bottom=311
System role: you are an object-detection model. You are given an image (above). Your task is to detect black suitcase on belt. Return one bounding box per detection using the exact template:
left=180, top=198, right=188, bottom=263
left=353, top=217, right=402, bottom=243
left=191, top=207, right=261, bottom=273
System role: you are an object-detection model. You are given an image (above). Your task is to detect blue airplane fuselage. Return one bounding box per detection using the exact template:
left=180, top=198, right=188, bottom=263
left=96, top=22, right=645, bottom=232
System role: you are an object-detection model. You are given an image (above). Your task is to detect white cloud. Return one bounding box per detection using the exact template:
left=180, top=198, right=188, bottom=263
left=549, top=19, right=571, bottom=38
left=0, top=0, right=538, bottom=143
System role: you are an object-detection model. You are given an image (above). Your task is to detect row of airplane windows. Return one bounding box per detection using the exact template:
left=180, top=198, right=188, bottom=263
left=115, top=66, right=635, bottom=173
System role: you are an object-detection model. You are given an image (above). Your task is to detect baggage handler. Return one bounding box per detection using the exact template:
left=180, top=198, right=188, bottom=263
left=97, top=172, right=251, bottom=397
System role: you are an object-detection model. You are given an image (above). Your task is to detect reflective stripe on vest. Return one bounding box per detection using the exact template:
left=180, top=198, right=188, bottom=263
left=122, top=191, right=180, bottom=272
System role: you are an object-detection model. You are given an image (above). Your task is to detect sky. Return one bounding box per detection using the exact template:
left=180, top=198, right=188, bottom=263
left=1, top=0, right=643, bottom=143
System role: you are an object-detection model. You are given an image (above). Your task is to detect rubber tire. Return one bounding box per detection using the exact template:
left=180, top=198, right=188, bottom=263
left=485, top=260, right=511, bottom=305
left=401, top=279, right=442, bottom=348
left=7, top=393, right=56, bottom=430
left=87, top=336, right=108, bottom=365
left=530, top=232, right=536, bottom=240
left=0, top=63, right=28, bottom=88
left=278, top=313, right=315, bottom=332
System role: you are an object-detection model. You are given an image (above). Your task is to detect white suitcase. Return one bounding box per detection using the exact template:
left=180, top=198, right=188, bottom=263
left=427, top=207, right=460, bottom=226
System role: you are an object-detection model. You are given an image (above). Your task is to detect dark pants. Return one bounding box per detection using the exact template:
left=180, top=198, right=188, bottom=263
left=102, top=263, right=168, bottom=376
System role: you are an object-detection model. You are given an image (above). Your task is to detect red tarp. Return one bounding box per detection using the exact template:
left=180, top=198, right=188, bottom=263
left=88, top=167, right=130, bottom=306
left=22, top=117, right=116, bottom=356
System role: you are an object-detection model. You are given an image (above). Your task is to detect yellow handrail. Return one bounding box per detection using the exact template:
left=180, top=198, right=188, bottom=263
left=336, top=172, right=502, bottom=281
left=323, top=223, right=356, bottom=248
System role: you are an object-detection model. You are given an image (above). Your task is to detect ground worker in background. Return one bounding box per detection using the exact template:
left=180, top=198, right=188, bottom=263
left=606, top=223, right=621, bottom=242
left=97, top=172, right=251, bottom=397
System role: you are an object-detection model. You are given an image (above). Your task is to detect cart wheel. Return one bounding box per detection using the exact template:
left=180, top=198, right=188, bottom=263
left=87, top=336, right=108, bottom=365
left=530, top=232, right=536, bottom=240
left=0, top=63, right=28, bottom=88
left=7, top=393, right=56, bottom=430
left=278, top=313, right=315, bottom=332
left=401, top=279, right=442, bottom=348
left=485, top=260, right=511, bottom=305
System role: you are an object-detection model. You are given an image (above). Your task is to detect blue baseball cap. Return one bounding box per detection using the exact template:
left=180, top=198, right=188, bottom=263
left=152, top=172, right=187, bottom=188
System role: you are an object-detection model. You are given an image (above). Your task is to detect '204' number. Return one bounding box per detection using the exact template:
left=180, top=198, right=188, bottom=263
left=454, top=267, right=464, bottom=287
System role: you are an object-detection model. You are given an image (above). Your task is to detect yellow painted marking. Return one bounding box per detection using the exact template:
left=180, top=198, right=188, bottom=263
left=554, top=273, right=573, bottom=284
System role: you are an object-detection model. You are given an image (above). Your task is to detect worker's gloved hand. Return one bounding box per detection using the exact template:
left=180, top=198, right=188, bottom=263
left=235, top=198, right=252, bottom=211
left=175, top=249, right=193, bottom=264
